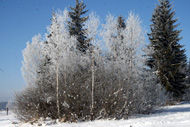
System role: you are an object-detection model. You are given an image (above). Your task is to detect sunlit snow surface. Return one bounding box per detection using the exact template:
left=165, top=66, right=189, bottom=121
left=1, top=102, right=190, bottom=127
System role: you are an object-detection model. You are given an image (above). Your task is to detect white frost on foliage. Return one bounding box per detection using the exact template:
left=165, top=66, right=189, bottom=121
left=21, top=34, right=44, bottom=86
left=85, top=11, right=102, bottom=61
left=45, top=8, right=77, bottom=73
left=101, top=13, right=117, bottom=53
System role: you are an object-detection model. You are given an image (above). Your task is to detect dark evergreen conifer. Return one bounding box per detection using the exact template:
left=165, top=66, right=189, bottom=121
left=117, top=16, right=126, bottom=31
left=148, top=0, right=187, bottom=97
left=117, top=15, right=126, bottom=42
left=114, top=15, right=126, bottom=58
left=186, top=59, right=190, bottom=84
left=68, top=0, right=89, bottom=53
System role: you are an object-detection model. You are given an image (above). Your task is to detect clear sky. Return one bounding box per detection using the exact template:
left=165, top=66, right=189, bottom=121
left=0, top=0, right=190, bottom=101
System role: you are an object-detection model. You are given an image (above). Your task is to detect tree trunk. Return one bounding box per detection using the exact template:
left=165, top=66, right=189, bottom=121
left=90, top=45, right=95, bottom=121
left=56, top=47, right=60, bottom=119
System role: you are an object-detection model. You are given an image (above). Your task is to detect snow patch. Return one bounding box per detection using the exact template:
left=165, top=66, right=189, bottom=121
left=1, top=103, right=190, bottom=127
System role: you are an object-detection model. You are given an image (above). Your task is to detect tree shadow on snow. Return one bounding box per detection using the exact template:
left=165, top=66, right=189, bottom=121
left=157, top=102, right=190, bottom=115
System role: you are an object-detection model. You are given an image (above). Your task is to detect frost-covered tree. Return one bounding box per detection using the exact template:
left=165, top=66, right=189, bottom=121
left=148, top=0, right=187, bottom=97
left=21, top=34, right=44, bottom=87
left=16, top=9, right=79, bottom=121
left=120, top=12, right=147, bottom=117
left=68, top=0, right=89, bottom=53
left=16, top=34, right=53, bottom=120
left=45, top=9, right=78, bottom=119
left=45, top=9, right=92, bottom=121
left=84, top=12, right=100, bottom=120
left=100, top=11, right=161, bottom=118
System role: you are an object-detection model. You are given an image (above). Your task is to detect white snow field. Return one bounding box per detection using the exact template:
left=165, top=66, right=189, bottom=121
left=1, top=102, right=190, bottom=127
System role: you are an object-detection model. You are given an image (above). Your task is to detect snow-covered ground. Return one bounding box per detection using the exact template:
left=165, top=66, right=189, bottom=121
left=1, top=102, right=190, bottom=127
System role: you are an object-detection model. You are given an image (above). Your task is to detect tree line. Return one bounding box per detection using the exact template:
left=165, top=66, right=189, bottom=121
left=14, top=0, right=188, bottom=122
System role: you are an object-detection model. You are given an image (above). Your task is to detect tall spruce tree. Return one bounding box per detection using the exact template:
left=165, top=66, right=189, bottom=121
left=68, top=0, right=89, bottom=53
left=148, top=0, right=187, bottom=97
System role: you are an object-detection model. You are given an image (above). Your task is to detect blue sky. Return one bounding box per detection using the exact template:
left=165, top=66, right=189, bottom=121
left=0, top=0, right=190, bottom=101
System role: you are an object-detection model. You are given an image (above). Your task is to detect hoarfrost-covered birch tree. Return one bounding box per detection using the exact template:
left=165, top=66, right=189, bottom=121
left=85, top=12, right=100, bottom=120
left=45, top=9, right=78, bottom=119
